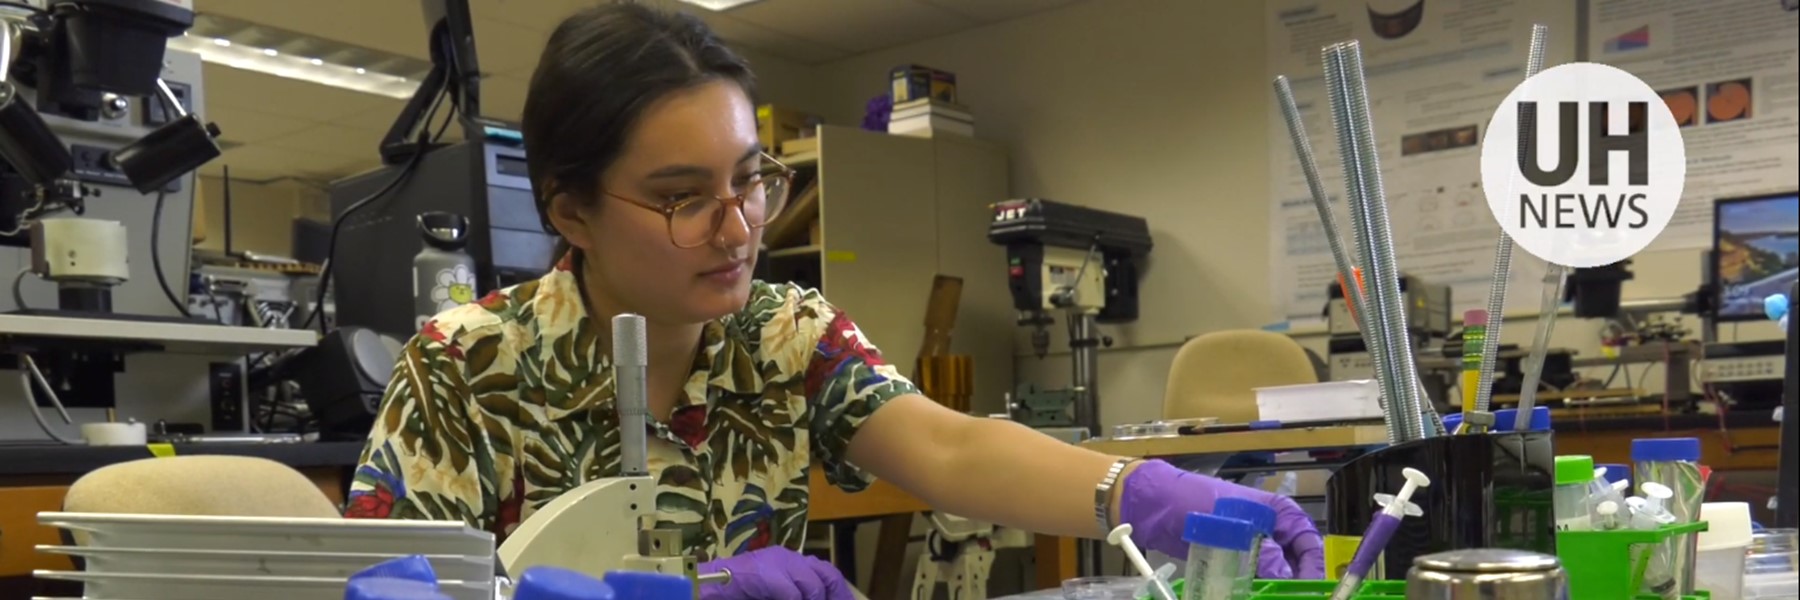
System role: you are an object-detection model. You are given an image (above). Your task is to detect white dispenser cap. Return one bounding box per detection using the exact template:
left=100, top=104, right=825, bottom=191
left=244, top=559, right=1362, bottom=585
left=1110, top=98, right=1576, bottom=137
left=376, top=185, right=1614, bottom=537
left=1696, top=502, right=1753, bottom=551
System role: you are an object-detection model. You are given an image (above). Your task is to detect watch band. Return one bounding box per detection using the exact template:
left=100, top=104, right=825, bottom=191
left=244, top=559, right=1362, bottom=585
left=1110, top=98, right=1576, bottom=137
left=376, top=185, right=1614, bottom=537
left=1093, top=457, right=1139, bottom=536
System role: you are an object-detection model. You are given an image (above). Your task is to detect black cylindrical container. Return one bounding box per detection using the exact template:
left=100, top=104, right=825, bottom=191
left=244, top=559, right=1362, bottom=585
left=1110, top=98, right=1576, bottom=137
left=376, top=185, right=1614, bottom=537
left=1325, top=431, right=1555, bottom=579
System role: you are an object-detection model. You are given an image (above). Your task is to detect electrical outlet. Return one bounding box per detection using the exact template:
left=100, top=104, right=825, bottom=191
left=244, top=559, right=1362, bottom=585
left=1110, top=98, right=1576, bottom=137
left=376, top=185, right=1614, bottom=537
left=209, top=362, right=245, bottom=432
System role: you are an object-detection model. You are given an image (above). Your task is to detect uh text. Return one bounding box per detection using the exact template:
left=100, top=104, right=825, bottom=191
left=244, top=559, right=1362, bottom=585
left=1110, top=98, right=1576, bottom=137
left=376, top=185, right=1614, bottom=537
left=1516, top=100, right=1652, bottom=229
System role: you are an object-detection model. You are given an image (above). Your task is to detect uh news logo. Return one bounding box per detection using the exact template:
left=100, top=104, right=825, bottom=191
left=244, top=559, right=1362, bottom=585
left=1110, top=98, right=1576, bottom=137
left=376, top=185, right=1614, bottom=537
left=1481, top=62, right=1687, bottom=269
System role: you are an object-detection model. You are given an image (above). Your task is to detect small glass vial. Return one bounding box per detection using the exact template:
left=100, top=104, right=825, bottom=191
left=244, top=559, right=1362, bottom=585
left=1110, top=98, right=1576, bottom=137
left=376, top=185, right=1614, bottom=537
left=1182, top=513, right=1258, bottom=600
left=1553, top=455, right=1596, bottom=532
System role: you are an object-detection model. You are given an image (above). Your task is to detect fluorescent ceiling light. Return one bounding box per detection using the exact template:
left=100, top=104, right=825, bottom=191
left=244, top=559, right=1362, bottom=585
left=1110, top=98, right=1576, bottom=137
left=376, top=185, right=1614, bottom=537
left=167, top=34, right=418, bottom=100
left=676, top=0, right=764, bottom=11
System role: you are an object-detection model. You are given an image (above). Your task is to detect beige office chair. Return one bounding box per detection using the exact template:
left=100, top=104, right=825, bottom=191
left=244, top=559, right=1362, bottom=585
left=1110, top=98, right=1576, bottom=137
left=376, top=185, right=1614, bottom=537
left=62, top=455, right=342, bottom=541
left=1162, top=329, right=1320, bottom=424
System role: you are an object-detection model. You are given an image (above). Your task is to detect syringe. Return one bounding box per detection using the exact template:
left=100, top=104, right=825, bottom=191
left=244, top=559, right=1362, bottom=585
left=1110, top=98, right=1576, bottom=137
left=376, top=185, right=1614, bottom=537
left=1594, top=500, right=1623, bottom=530
left=1328, top=468, right=1432, bottom=600
left=1588, top=467, right=1628, bottom=529
left=1630, top=483, right=1680, bottom=599
left=1106, top=524, right=1176, bottom=600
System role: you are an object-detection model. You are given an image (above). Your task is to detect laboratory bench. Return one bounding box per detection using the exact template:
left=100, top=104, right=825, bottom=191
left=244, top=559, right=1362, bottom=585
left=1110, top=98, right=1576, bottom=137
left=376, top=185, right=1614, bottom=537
left=0, top=440, right=949, bottom=599
left=0, top=441, right=361, bottom=597
left=0, top=409, right=1777, bottom=597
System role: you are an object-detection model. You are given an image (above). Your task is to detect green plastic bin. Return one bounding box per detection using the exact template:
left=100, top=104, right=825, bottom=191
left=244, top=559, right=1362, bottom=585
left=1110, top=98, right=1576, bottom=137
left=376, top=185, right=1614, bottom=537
left=1148, top=523, right=1714, bottom=599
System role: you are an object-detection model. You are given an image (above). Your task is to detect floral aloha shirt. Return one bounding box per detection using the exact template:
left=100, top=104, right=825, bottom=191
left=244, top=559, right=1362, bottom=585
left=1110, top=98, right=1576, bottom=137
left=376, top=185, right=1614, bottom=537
left=342, top=253, right=920, bottom=560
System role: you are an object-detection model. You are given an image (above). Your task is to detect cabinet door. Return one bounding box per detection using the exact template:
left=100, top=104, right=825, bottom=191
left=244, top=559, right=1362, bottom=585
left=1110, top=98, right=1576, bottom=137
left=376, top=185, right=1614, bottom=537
left=931, top=136, right=1014, bottom=417
left=817, top=126, right=937, bottom=377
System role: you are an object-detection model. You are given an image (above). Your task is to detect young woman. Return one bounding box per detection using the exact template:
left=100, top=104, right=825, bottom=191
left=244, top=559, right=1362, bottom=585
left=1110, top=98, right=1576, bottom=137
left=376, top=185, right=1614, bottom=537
left=343, top=2, right=1322, bottom=596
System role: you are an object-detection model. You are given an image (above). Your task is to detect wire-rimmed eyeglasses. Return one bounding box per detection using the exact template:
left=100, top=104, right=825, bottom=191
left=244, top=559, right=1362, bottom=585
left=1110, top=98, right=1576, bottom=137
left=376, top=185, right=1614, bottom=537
left=603, top=152, right=795, bottom=249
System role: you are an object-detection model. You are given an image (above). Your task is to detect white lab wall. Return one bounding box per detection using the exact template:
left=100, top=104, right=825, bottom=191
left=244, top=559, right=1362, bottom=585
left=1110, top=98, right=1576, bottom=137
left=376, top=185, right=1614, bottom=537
left=792, top=3, right=1788, bottom=592
left=739, top=46, right=832, bottom=118
left=809, top=0, right=1276, bottom=423
left=803, top=0, right=1786, bottom=430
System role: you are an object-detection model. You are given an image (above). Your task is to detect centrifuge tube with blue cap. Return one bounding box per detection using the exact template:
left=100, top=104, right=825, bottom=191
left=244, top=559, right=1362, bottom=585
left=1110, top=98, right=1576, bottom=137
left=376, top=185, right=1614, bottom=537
left=344, top=554, right=453, bottom=600
left=1328, top=468, right=1431, bottom=600
left=1181, top=513, right=1257, bottom=600
left=603, top=571, right=692, bottom=600
left=1212, top=497, right=1276, bottom=592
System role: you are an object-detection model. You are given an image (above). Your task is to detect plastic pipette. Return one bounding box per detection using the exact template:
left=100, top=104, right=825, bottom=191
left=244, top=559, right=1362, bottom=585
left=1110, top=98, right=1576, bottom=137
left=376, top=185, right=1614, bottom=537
left=1329, top=468, right=1432, bottom=600
left=1106, top=524, right=1176, bottom=600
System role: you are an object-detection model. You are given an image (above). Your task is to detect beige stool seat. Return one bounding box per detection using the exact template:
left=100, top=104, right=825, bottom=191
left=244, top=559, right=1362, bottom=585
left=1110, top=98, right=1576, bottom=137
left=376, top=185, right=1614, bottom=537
left=1162, top=329, right=1319, bottom=424
left=64, top=455, right=341, bottom=523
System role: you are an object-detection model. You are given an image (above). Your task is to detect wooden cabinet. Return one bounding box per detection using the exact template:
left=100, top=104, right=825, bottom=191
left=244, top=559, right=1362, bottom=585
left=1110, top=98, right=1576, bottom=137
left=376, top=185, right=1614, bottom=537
left=757, top=125, right=1014, bottom=416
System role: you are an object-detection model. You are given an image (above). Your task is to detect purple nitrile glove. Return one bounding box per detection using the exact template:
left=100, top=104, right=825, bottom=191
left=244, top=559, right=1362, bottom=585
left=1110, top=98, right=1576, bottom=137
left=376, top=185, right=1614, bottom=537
left=1258, top=538, right=1294, bottom=579
left=1119, top=460, right=1325, bottom=579
left=697, top=546, right=856, bottom=600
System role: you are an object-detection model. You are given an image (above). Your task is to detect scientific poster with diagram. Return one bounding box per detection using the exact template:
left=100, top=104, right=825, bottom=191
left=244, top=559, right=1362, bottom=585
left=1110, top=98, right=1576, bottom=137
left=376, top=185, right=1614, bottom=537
left=1264, top=0, right=1578, bottom=322
left=1587, top=0, right=1800, bottom=251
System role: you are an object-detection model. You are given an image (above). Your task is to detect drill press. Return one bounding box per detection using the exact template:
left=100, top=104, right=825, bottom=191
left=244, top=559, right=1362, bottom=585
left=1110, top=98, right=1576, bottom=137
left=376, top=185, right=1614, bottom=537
left=987, top=198, right=1152, bottom=438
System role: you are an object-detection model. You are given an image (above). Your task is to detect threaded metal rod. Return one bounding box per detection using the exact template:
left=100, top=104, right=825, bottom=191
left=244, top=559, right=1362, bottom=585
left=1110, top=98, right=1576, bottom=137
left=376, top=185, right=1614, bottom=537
left=1474, top=24, right=1550, bottom=417
left=1274, top=74, right=1399, bottom=443
left=1323, top=43, right=1417, bottom=442
left=1321, top=44, right=1401, bottom=441
left=1337, top=41, right=1427, bottom=441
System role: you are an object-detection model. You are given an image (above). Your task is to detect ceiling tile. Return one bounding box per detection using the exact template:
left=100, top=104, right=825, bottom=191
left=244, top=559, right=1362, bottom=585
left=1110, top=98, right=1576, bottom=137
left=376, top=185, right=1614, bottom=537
left=260, top=125, right=387, bottom=161
left=191, top=0, right=1097, bottom=182
left=202, top=105, right=314, bottom=144
left=725, top=0, right=975, bottom=54
left=692, top=12, right=851, bottom=64
left=196, top=0, right=432, bottom=61
left=334, top=105, right=413, bottom=133
left=473, top=18, right=553, bottom=76
left=203, top=63, right=401, bottom=122
left=470, top=0, right=586, bottom=31
left=915, top=0, right=1082, bottom=23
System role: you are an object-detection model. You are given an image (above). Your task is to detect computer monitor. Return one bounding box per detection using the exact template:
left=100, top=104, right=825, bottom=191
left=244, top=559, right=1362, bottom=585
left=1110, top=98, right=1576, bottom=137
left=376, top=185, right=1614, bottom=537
left=1713, top=191, right=1800, bottom=321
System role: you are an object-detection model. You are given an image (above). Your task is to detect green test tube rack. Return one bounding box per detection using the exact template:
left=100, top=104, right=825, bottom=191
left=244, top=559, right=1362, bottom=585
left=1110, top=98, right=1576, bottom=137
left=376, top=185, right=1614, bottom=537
left=1555, top=521, right=1710, bottom=600
left=1162, top=578, right=1711, bottom=599
left=1160, top=520, right=1714, bottom=600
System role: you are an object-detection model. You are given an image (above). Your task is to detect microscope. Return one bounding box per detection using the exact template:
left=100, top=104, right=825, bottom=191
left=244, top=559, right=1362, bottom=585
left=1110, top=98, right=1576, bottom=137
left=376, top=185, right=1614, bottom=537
left=988, top=198, right=1152, bottom=438
left=0, top=0, right=221, bottom=315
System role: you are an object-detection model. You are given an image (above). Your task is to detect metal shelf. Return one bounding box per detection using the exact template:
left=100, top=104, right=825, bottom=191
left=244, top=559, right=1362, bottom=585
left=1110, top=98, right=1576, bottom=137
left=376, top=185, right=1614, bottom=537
left=0, top=313, right=316, bottom=355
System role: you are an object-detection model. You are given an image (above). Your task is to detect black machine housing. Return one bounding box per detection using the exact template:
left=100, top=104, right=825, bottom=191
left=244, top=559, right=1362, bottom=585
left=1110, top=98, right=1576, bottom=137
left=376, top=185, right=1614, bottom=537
left=987, top=198, right=1152, bottom=323
left=329, top=138, right=556, bottom=339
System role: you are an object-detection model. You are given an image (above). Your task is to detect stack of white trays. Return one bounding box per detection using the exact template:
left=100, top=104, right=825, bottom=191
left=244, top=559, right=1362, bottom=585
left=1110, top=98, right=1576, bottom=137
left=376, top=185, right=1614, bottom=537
left=32, top=511, right=498, bottom=600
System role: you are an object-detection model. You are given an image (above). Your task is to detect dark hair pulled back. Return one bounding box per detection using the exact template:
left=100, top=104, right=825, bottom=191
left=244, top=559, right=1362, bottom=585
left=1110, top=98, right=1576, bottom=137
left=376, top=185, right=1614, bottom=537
left=522, top=1, right=757, bottom=263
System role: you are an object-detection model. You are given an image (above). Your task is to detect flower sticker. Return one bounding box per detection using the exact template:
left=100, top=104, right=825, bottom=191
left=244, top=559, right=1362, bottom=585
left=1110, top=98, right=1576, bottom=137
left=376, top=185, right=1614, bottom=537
left=431, top=263, right=477, bottom=312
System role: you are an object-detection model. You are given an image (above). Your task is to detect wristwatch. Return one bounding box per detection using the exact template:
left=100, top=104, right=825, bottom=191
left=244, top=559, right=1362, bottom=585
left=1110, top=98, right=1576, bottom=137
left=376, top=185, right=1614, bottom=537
left=1093, top=457, right=1140, bottom=536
